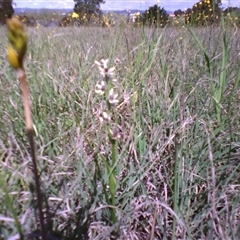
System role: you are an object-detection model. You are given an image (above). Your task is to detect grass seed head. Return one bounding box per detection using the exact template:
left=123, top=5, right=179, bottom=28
left=6, top=16, right=27, bottom=69
left=7, top=45, right=21, bottom=69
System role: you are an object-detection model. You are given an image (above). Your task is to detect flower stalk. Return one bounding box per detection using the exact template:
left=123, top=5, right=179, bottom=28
left=6, top=17, right=46, bottom=240
left=95, top=59, right=120, bottom=226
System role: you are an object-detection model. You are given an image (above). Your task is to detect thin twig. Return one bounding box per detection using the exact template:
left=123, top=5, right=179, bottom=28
left=149, top=204, right=157, bottom=240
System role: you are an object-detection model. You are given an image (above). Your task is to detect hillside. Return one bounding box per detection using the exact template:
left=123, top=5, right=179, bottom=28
left=14, top=8, right=172, bottom=15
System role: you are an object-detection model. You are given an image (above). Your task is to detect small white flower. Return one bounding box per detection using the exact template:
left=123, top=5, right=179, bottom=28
left=95, top=59, right=115, bottom=78
left=99, top=66, right=115, bottom=77
left=95, top=59, right=109, bottom=69
left=95, top=80, right=106, bottom=95
left=99, top=111, right=111, bottom=122
left=108, top=88, right=119, bottom=105
left=102, top=59, right=109, bottom=69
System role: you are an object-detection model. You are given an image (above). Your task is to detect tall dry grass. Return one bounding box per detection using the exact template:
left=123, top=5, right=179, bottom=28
left=0, top=24, right=240, bottom=239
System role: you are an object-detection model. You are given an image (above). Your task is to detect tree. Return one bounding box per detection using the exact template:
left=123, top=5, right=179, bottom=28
left=223, top=7, right=238, bottom=15
left=184, top=8, right=192, bottom=24
left=73, top=0, right=105, bottom=23
left=174, top=9, right=184, bottom=18
left=0, top=0, right=14, bottom=24
left=185, top=0, right=222, bottom=26
left=223, top=7, right=240, bottom=27
left=141, top=5, right=169, bottom=27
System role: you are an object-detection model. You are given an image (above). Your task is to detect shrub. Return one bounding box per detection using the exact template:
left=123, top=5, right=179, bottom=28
left=73, top=0, right=104, bottom=25
left=224, top=8, right=240, bottom=27
left=185, top=0, right=222, bottom=26
left=17, top=14, right=37, bottom=27
left=174, top=9, right=185, bottom=18
left=141, top=5, right=169, bottom=27
left=59, top=13, right=85, bottom=27
left=0, top=0, right=14, bottom=24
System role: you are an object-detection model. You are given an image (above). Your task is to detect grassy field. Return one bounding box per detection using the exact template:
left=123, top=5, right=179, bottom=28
left=0, top=24, right=240, bottom=239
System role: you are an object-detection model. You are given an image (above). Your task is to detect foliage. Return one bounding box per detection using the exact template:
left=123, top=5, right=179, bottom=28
left=16, top=14, right=36, bottom=26
left=185, top=0, right=222, bottom=26
left=174, top=9, right=185, bottom=17
left=172, top=9, right=185, bottom=27
left=223, top=7, right=239, bottom=14
left=59, top=13, right=80, bottom=27
left=224, top=8, right=240, bottom=27
left=17, top=9, right=66, bottom=27
left=141, top=4, right=169, bottom=27
left=1, top=18, right=240, bottom=240
left=0, top=0, right=14, bottom=24
left=73, top=0, right=104, bottom=23
left=59, top=12, right=109, bottom=27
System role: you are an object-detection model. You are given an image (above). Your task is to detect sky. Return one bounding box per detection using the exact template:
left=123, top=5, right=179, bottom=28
left=14, top=0, right=240, bottom=12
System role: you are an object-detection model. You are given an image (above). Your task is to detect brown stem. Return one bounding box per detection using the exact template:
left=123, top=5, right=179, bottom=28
left=17, top=69, right=32, bottom=131
left=17, top=68, right=47, bottom=240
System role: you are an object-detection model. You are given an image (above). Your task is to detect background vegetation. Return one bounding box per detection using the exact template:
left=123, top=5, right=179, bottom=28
left=141, top=5, right=169, bottom=27
left=0, top=0, right=240, bottom=239
left=0, top=0, right=14, bottom=24
left=1, top=0, right=240, bottom=28
left=1, top=23, right=240, bottom=239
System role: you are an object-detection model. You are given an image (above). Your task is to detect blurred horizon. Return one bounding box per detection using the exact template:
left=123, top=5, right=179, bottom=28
left=13, top=0, right=240, bottom=12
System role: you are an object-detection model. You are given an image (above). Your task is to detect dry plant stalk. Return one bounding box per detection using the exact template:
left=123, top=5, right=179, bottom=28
left=6, top=16, right=47, bottom=240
